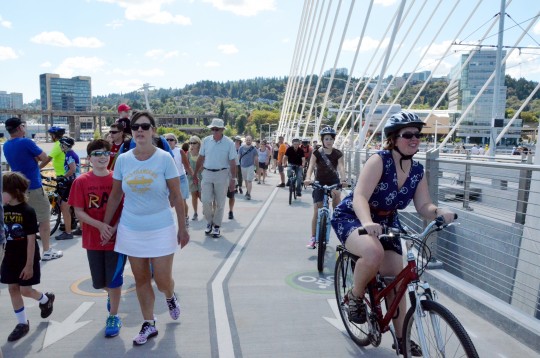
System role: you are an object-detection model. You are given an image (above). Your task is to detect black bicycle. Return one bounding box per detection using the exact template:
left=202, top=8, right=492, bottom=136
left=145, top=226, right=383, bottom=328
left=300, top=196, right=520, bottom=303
left=311, top=182, right=340, bottom=272
left=287, top=165, right=301, bottom=205
left=41, top=175, right=63, bottom=235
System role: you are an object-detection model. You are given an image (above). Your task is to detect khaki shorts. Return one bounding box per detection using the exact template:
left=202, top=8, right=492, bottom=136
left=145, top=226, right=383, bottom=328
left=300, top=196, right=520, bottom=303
left=27, top=187, right=51, bottom=223
left=241, top=165, right=256, bottom=182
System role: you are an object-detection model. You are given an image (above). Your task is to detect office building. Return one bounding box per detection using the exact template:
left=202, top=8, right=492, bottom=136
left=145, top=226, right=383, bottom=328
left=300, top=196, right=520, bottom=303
left=0, top=91, right=23, bottom=122
left=448, top=50, right=520, bottom=145
left=39, top=73, right=92, bottom=124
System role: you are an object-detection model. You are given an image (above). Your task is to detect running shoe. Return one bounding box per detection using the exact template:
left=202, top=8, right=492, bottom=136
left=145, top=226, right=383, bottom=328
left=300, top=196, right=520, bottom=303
left=192, top=213, right=198, bottom=221
left=55, top=232, right=74, bottom=240
left=306, top=237, right=316, bottom=249
left=228, top=211, right=234, bottom=220
left=8, top=321, right=29, bottom=342
left=39, top=292, right=55, bottom=318
left=346, top=289, right=367, bottom=324
left=393, top=338, right=423, bottom=357
left=133, top=322, right=158, bottom=346
left=205, top=224, right=213, bottom=235
left=105, top=315, right=122, bottom=338
left=42, top=248, right=63, bottom=261
left=167, top=293, right=180, bottom=320
left=212, top=226, right=221, bottom=238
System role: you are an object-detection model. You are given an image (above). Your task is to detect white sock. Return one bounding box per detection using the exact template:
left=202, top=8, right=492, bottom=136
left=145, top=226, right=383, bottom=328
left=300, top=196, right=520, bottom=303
left=14, top=306, right=28, bottom=325
left=38, top=293, right=49, bottom=305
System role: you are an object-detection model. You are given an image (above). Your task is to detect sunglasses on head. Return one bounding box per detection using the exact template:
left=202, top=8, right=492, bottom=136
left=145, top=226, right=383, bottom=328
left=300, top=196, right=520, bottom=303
left=131, top=123, right=152, bottom=131
left=166, top=138, right=176, bottom=142
left=109, top=130, right=120, bottom=134
left=398, top=132, right=423, bottom=139
left=90, top=150, right=111, bottom=157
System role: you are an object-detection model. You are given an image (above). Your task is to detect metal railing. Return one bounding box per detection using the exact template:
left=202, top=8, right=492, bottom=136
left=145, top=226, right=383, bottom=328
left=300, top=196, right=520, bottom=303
left=344, top=148, right=540, bottom=321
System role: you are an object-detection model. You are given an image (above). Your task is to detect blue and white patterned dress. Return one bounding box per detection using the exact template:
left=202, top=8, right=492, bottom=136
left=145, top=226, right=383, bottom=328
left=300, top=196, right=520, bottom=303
left=330, top=150, right=424, bottom=254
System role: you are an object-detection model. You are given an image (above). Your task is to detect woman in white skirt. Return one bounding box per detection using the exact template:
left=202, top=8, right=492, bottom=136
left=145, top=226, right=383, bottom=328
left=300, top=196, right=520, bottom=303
left=101, top=110, right=190, bottom=346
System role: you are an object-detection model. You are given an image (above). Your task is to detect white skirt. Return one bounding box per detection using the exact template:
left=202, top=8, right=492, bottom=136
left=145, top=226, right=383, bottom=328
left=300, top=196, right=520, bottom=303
left=115, top=223, right=178, bottom=258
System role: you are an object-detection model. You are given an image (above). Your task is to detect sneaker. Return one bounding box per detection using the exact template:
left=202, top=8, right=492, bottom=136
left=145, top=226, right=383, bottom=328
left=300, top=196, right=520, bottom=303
left=346, top=289, right=367, bottom=324
left=55, top=232, right=74, bottom=240
left=42, top=248, right=63, bottom=261
left=392, top=338, right=422, bottom=357
left=245, top=193, right=251, bottom=200
left=238, top=187, right=243, bottom=194
left=212, top=226, right=221, bottom=238
left=133, top=322, right=158, bottom=346
left=228, top=211, right=234, bottom=220
left=297, top=192, right=302, bottom=197
left=192, top=213, right=198, bottom=221
left=167, top=293, right=180, bottom=320
left=8, top=321, right=29, bottom=342
left=306, top=237, right=316, bottom=249
left=277, top=183, right=285, bottom=188
left=39, top=292, right=55, bottom=318
left=205, top=224, right=213, bottom=235
left=72, top=227, right=83, bottom=236
left=105, top=315, right=122, bottom=338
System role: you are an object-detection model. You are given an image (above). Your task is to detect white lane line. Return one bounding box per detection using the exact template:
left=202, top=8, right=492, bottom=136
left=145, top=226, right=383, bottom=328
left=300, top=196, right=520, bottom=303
left=211, top=187, right=279, bottom=358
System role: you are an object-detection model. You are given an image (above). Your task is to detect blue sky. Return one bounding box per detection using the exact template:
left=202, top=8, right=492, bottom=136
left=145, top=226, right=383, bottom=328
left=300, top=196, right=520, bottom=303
left=1, top=0, right=539, bottom=103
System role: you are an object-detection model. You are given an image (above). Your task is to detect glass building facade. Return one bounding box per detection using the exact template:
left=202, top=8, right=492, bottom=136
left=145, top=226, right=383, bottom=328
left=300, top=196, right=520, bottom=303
left=0, top=91, right=23, bottom=122
left=40, top=74, right=92, bottom=123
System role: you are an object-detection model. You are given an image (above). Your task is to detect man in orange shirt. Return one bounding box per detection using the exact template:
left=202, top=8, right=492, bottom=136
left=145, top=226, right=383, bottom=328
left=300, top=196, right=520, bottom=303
left=276, top=136, right=288, bottom=187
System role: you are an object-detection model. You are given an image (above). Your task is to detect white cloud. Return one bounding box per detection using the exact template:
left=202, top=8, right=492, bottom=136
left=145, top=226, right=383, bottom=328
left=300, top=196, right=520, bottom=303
left=106, top=19, right=124, bottom=29
left=98, top=0, right=191, bottom=25
left=31, top=31, right=104, bottom=48
left=145, top=49, right=180, bottom=59
left=40, top=61, right=52, bottom=68
left=534, top=21, right=540, bottom=35
left=202, top=0, right=276, bottom=16
left=0, top=15, right=12, bottom=28
left=108, top=79, right=144, bottom=92
left=138, top=68, right=165, bottom=77
left=506, top=48, right=540, bottom=79
left=204, top=61, right=221, bottom=68
left=0, top=46, right=17, bottom=60
left=54, top=56, right=105, bottom=77
left=343, top=36, right=389, bottom=52
left=218, top=44, right=238, bottom=55
left=109, top=68, right=134, bottom=76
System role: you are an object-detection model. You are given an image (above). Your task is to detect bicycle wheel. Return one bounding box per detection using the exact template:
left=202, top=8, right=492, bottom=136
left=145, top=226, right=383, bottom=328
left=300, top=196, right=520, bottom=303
left=289, top=180, right=294, bottom=205
left=317, top=214, right=327, bottom=272
left=403, top=299, right=479, bottom=358
left=334, top=250, right=370, bottom=347
left=49, top=197, right=62, bottom=236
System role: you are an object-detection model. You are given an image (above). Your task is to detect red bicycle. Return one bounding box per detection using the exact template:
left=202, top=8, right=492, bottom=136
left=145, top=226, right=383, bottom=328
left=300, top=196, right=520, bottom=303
left=334, top=216, right=479, bottom=357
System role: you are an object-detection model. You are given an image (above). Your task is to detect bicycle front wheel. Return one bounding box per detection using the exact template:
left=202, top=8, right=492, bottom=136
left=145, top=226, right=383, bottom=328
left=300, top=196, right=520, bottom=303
left=289, top=180, right=294, bottom=205
left=334, top=250, right=370, bottom=347
left=50, top=198, right=62, bottom=236
left=403, top=300, right=479, bottom=358
left=317, top=214, right=327, bottom=272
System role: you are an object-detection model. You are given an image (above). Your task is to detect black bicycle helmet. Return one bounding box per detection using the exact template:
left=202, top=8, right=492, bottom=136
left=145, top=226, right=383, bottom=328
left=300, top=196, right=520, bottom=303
left=383, top=111, right=425, bottom=137
left=59, top=136, right=75, bottom=148
left=319, top=126, right=336, bottom=139
left=48, top=126, right=66, bottom=136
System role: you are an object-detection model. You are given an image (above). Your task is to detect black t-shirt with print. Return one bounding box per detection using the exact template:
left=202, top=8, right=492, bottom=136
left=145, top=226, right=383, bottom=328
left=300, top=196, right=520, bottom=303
left=3, top=202, right=39, bottom=254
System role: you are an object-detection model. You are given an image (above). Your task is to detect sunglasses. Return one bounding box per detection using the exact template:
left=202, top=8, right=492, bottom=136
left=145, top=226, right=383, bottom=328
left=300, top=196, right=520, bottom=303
left=131, top=123, right=153, bottom=131
left=398, top=132, right=424, bottom=140
left=166, top=138, right=176, bottom=142
left=211, top=128, right=221, bottom=132
left=90, top=151, right=111, bottom=157
left=109, top=130, right=120, bottom=134
left=189, top=142, right=199, bottom=145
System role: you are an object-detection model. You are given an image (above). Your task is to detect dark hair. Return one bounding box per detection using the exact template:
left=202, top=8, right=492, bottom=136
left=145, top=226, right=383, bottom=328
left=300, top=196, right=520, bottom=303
left=181, top=142, right=189, bottom=152
left=87, top=139, right=111, bottom=156
left=110, top=123, right=123, bottom=131
left=131, top=110, right=156, bottom=127
left=383, top=134, right=396, bottom=150
left=3, top=171, right=29, bottom=203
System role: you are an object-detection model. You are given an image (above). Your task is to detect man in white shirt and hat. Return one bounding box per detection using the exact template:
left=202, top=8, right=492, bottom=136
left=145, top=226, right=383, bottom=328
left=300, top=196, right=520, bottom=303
left=193, top=118, right=237, bottom=238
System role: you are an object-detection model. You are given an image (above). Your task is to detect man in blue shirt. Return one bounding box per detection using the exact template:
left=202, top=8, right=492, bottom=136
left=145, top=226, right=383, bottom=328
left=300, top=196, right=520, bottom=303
left=3, top=117, right=63, bottom=260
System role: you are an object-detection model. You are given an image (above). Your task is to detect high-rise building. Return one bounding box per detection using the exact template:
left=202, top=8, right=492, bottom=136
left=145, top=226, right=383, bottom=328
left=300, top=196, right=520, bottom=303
left=0, top=91, right=23, bottom=122
left=39, top=73, right=92, bottom=124
left=448, top=50, right=520, bottom=145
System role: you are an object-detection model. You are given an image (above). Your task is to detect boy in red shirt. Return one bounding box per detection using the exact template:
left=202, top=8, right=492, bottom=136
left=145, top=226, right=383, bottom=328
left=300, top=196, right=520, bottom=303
left=68, top=139, right=125, bottom=338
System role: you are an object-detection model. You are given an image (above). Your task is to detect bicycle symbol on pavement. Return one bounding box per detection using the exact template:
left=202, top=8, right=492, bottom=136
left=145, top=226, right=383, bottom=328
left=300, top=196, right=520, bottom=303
left=286, top=271, right=335, bottom=294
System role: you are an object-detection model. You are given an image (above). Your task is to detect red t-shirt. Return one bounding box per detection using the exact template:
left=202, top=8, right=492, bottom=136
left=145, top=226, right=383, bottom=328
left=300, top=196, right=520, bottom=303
left=108, top=142, right=122, bottom=170
left=68, top=171, right=122, bottom=250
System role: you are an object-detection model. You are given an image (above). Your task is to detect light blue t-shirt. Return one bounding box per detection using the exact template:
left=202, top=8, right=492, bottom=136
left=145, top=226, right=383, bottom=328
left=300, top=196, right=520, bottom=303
left=200, top=135, right=237, bottom=169
left=113, top=148, right=179, bottom=231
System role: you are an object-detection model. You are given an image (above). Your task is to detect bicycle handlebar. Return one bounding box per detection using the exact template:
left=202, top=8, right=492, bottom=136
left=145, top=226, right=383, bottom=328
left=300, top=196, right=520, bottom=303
left=358, top=214, right=458, bottom=240
left=310, top=182, right=342, bottom=191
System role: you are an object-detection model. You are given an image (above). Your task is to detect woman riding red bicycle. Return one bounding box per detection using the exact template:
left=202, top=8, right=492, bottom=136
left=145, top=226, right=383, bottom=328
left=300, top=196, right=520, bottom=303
left=331, top=111, right=455, bottom=355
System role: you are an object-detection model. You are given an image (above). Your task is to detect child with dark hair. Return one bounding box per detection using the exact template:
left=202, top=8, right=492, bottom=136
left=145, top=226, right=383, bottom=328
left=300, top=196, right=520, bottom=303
left=68, top=139, right=126, bottom=338
left=1, top=171, right=55, bottom=342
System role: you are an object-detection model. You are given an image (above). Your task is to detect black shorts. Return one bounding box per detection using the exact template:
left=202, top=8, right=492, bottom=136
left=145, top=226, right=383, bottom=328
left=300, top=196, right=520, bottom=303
left=86, top=250, right=127, bottom=289
left=0, top=241, right=41, bottom=286
left=259, top=162, right=268, bottom=170
left=227, top=189, right=235, bottom=199
left=58, top=179, right=74, bottom=202
left=312, top=180, right=341, bottom=203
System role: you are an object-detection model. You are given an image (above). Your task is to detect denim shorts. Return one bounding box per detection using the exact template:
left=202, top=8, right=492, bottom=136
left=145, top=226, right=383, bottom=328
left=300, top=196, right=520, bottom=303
left=180, top=174, right=190, bottom=199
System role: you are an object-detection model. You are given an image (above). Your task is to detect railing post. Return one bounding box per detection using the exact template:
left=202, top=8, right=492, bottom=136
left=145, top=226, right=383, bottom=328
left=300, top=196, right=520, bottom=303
left=515, top=154, right=533, bottom=224
left=463, top=152, right=472, bottom=211
left=425, top=149, right=442, bottom=268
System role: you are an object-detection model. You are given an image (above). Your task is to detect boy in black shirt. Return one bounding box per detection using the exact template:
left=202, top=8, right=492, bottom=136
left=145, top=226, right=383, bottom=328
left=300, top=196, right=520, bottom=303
left=1, top=172, right=55, bottom=342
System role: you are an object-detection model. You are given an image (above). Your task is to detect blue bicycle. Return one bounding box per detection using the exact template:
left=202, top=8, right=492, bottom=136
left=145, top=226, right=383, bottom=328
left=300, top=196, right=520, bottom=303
left=311, top=182, right=341, bottom=272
